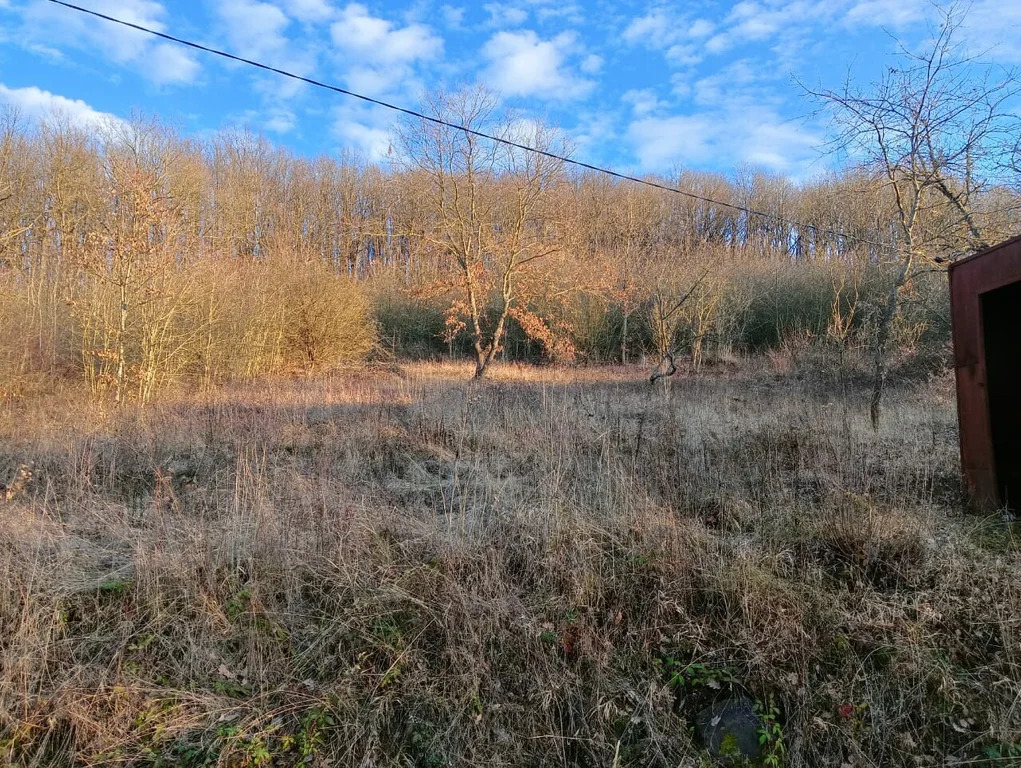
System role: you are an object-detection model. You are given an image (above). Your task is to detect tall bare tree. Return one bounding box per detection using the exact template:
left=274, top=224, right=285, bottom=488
left=397, top=87, right=566, bottom=379
left=805, top=3, right=1021, bottom=427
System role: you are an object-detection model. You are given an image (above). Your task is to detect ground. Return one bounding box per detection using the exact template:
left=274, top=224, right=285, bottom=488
left=0, top=361, right=1018, bottom=767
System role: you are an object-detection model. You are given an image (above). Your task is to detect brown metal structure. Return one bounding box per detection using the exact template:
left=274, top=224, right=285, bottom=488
left=949, top=235, right=1021, bottom=510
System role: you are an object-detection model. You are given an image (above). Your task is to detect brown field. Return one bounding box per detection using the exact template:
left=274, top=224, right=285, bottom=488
left=1, top=360, right=1018, bottom=767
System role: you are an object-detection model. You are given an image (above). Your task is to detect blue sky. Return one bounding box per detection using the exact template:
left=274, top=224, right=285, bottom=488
left=1, top=0, right=1019, bottom=180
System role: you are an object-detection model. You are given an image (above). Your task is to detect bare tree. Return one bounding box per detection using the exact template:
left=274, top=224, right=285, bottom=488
left=0, top=110, right=32, bottom=267
left=648, top=260, right=715, bottom=382
left=805, top=3, right=1021, bottom=427
left=397, top=87, right=566, bottom=379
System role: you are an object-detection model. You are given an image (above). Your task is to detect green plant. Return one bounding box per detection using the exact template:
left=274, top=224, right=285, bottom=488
left=98, top=577, right=134, bottom=597
left=225, top=588, right=251, bottom=621
left=242, top=736, right=272, bottom=766
left=408, top=720, right=446, bottom=767
left=371, top=615, right=404, bottom=645
left=162, top=738, right=217, bottom=767
left=305, top=706, right=334, bottom=755
left=127, top=632, right=157, bottom=653
left=755, top=695, right=786, bottom=768
left=211, top=679, right=249, bottom=698
left=981, top=742, right=1021, bottom=765
left=663, top=659, right=736, bottom=691
left=214, top=724, right=274, bottom=767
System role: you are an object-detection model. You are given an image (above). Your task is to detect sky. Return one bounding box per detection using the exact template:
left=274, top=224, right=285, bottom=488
left=0, top=0, right=1019, bottom=181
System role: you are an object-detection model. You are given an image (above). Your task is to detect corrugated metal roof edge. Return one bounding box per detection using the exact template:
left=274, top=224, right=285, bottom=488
left=948, top=233, right=1021, bottom=272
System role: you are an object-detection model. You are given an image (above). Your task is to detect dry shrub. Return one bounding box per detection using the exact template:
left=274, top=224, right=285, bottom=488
left=0, top=282, right=29, bottom=390
left=810, top=494, right=930, bottom=591
left=189, top=258, right=377, bottom=383
left=275, top=260, right=377, bottom=373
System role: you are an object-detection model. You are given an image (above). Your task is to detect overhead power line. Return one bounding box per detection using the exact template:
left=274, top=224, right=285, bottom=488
left=47, top=0, right=894, bottom=253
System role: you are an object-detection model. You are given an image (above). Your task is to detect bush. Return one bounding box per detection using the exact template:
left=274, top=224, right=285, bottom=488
left=372, top=286, right=449, bottom=360
left=277, top=262, right=377, bottom=373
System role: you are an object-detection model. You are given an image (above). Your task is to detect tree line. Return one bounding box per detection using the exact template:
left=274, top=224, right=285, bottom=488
left=0, top=82, right=1017, bottom=403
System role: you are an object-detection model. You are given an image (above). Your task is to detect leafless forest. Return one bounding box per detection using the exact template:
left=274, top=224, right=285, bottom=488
left=2, top=14, right=1021, bottom=766
left=0, top=91, right=1016, bottom=403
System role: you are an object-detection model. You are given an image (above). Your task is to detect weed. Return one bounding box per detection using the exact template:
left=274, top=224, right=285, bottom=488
left=980, top=742, right=1021, bottom=765
left=663, top=659, right=736, bottom=692
left=225, top=588, right=252, bottom=621
left=755, top=695, right=786, bottom=768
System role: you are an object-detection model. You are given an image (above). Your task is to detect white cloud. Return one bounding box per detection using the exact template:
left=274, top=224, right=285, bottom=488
left=329, top=3, right=442, bottom=96
left=342, top=66, right=401, bottom=97
left=622, top=9, right=716, bottom=64
left=0, top=84, right=125, bottom=132
left=570, top=109, right=619, bottom=159
left=482, top=30, right=593, bottom=100
left=440, top=4, right=465, bottom=28
left=622, top=88, right=663, bottom=116
left=25, top=43, right=65, bottom=63
left=670, top=73, right=692, bottom=99
left=845, top=0, right=1020, bottom=64
left=332, top=101, right=393, bottom=161
left=148, top=43, right=202, bottom=85
left=839, top=0, right=1021, bottom=62
left=529, top=0, right=584, bottom=24
left=18, top=0, right=201, bottom=85
left=340, top=120, right=391, bottom=159
left=689, top=19, right=715, bottom=38
left=692, top=60, right=766, bottom=106
left=728, top=1, right=782, bottom=40
left=843, top=0, right=927, bottom=28
left=704, top=34, right=731, bottom=55
left=280, top=0, right=336, bottom=23
left=505, top=116, right=547, bottom=147
left=485, top=3, right=528, bottom=27
left=627, top=106, right=820, bottom=175
left=622, top=52, right=823, bottom=174
left=217, top=0, right=291, bottom=61
left=665, top=43, right=702, bottom=65
left=580, top=54, right=604, bottom=74
left=215, top=0, right=317, bottom=100
left=744, top=118, right=819, bottom=169
left=699, top=1, right=832, bottom=55
left=622, top=10, right=672, bottom=48
left=950, top=0, right=1021, bottom=63
left=628, top=114, right=716, bottom=168
left=264, top=107, right=297, bottom=133
left=232, top=105, right=297, bottom=134
left=331, top=4, right=442, bottom=65
left=672, top=0, right=1021, bottom=65
left=624, top=2, right=852, bottom=61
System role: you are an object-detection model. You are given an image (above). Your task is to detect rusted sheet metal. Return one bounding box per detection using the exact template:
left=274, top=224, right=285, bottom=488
left=948, top=234, right=1021, bottom=509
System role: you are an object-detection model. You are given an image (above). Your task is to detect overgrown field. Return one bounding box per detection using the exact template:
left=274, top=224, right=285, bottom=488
left=1, top=361, right=1018, bottom=767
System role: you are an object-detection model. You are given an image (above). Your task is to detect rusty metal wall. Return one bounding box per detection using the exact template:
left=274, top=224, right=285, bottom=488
left=949, top=235, right=1021, bottom=508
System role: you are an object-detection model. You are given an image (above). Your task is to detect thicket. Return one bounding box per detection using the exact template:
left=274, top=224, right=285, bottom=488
left=0, top=110, right=1013, bottom=401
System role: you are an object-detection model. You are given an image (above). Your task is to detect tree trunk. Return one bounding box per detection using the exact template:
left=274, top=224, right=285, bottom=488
left=116, top=281, right=127, bottom=406
left=620, top=312, right=629, bottom=365
left=472, top=263, right=514, bottom=380
left=692, top=333, right=704, bottom=372
left=870, top=253, right=913, bottom=429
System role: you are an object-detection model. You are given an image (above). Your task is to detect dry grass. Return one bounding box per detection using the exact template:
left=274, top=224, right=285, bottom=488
left=0, top=360, right=1018, bottom=767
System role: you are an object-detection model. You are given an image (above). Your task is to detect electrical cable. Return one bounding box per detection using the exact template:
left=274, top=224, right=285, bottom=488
left=46, top=0, right=896, bottom=253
